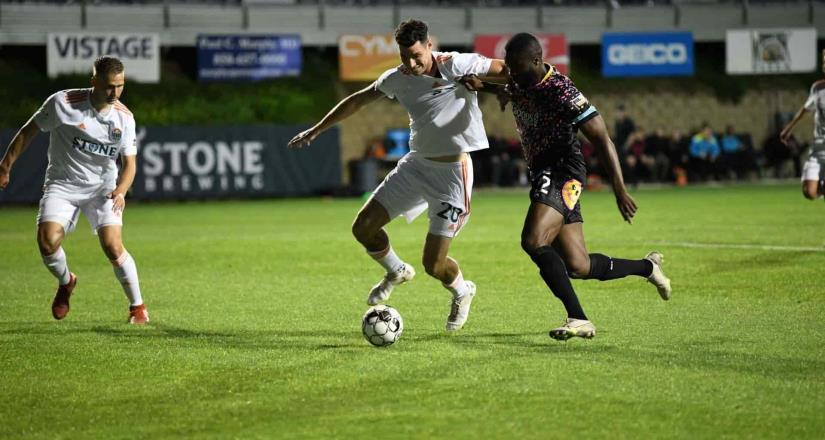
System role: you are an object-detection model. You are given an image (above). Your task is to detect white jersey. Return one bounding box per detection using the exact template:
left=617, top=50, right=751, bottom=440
left=375, top=51, right=492, bottom=157
left=804, top=80, right=825, bottom=143
left=33, top=88, right=137, bottom=192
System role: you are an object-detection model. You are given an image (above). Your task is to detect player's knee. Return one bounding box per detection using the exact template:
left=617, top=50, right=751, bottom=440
left=521, top=234, right=546, bottom=256
left=37, top=229, right=61, bottom=256
left=802, top=186, right=818, bottom=200
left=100, top=238, right=124, bottom=261
left=351, top=215, right=372, bottom=241
left=566, top=255, right=591, bottom=279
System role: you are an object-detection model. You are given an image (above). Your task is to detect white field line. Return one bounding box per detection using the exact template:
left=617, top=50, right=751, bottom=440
left=650, top=241, right=825, bottom=253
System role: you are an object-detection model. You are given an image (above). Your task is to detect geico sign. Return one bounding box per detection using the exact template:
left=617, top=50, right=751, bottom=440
left=340, top=35, right=397, bottom=57
left=607, top=43, right=687, bottom=65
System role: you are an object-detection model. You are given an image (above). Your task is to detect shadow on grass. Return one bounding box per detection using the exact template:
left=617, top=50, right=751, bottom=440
left=2, top=322, right=822, bottom=379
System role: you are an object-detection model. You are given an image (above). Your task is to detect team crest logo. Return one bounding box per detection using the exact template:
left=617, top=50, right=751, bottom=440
left=111, top=128, right=122, bottom=142
left=561, top=179, right=582, bottom=210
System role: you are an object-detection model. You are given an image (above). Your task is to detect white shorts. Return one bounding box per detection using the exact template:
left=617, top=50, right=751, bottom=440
left=37, top=186, right=122, bottom=234
left=370, top=152, right=473, bottom=238
left=801, top=142, right=825, bottom=182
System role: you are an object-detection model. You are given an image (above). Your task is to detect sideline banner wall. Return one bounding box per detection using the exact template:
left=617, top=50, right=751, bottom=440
left=601, top=32, right=694, bottom=77
left=197, top=35, right=302, bottom=81
left=339, top=34, right=399, bottom=81
left=726, top=28, right=816, bottom=74
left=474, top=34, right=569, bottom=75
left=0, top=125, right=341, bottom=203
left=47, top=33, right=160, bottom=83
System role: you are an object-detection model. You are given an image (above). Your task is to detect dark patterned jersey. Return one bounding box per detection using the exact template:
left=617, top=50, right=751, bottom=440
left=509, top=65, right=598, bottom=179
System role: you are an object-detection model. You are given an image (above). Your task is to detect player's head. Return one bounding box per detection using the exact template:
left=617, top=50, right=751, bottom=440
left=504, top=33, right=544, bottom=89
left=395, top=19, right=432, bottom=76
left=91, top=55, right=125, bottom=105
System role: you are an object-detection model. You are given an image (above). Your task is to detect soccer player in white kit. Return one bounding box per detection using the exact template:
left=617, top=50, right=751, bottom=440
left=781, top=49, right=825, bottom=201
left=0, top=55, right=148, bottom=324
left=289, top=19, right=505, bottom=331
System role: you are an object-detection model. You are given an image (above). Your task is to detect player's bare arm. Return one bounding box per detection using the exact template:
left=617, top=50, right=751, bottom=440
left=780, top=105, right=808, bottom=145
left=579, top=114, right=637, bottom=224
left=456, top=75, right=511, bottom=111
left=288, top=84, right=385, bottom=149
left=0, top=118, right=40, bottom=190
left=108, top=154, right=137, bottom=213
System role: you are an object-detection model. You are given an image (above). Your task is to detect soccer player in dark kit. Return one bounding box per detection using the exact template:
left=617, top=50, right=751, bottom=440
left=459, top=33, right=672, bottom=340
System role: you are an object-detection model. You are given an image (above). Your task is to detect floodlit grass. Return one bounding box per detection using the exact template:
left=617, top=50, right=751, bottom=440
left=1, top=184, right=823, bottom=438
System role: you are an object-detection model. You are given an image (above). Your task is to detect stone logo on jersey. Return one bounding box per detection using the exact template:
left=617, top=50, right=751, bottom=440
left=72, top=137, right=119, bottom=158
left=561, top=179, right=582, bottom=210
left=111, top=128, right=122, bottom=142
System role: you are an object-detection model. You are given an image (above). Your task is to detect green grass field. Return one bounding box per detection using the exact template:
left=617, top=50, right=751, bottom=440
left=1, top=184, right=823, bottom=438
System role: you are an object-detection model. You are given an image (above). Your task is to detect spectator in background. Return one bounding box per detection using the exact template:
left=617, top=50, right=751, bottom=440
left=623, top=128, right=654, bottom=183
left=644, top=128, right=671, bottom=182
left=669, top=130, right=690, bottom=184
left=719, top=125, right=760, bottom=180
left=688, top=123, right=720, bottom=181
left=764, top=130, right=803, bottom=179
left=613, top=104, right=636, bottom=153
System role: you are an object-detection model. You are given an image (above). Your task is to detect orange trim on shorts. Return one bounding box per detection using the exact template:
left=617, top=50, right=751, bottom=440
left=458, top=157, right=471, bottom=229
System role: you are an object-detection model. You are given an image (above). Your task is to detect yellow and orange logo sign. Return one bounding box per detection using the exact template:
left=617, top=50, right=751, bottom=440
left=339, top=34, right=399, bottom=81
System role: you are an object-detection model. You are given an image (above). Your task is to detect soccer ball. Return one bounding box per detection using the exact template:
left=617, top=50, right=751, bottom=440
left=361, top=305, right=404, bottom=347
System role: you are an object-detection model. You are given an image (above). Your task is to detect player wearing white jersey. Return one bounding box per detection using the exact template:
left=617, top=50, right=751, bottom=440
left=289, top=19, right=505, bottom=331
left=781, top=49, right=825, bottom=201
left=0, top=56, right=148, bottom=324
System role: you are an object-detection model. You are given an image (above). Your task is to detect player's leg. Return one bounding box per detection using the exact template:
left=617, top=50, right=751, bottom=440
left=553, top=222, right=670, bottom=300
left=356, top=156, right=424, bottom=305
left=421, top=233, right=475, bottom=331
left=36, top=194, right=79, bottom=320
left=521, top=201, right=593, bottom=339
left=800, top=155, right=822, bottom=200
left=97, top=225, right=147, bottom=324
left=86, top=194, right=148, bottom=324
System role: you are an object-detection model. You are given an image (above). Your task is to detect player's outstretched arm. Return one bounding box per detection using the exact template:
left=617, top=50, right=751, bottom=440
left=780, top=105, right=808, bottom=145
left=288, top=83, right=385, bottom=149
left=580, top=114, right=637, bottom=224
left=0, top=118, right=40, bottom=190
left=108, top=154, right=136, bottom=213
left=456, top=75, right=510, bottom=111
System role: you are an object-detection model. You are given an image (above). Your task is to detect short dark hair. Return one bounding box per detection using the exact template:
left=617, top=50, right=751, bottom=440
left=505, top=33, right=543, bottom=62
left=394, top=19, right=429, bottom=48
left=92, top=55, right=124, bottom=78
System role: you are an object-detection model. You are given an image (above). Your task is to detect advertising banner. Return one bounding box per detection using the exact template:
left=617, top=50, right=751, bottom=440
left=601, top=32, right=694, bottom=77
left=0, top=125, right=341, bottom=203
left=726, top=28, right=817, bottom=74
left=474, top=34, right=569, bottom=75
left=197, top=35, right=302, bottom=81
left=47, top=33, right=160, bottom=83
left=339, top=34, right=399, bottom=81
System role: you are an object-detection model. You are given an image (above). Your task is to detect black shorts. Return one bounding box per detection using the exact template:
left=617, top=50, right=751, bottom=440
left=529, top=168, right=584, bottom=224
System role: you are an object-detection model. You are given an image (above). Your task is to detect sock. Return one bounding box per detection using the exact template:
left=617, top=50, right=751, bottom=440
left=584, top=253, right=653, bottom=281
left=530, top=247, right=587, bottom=320
left=42, top=247, right=71, bottom=286
left=111, top=250, right=143, bottom=307
left=443, top=270, right=469, bottom=298
left=367, top=246, right=405, bottom=274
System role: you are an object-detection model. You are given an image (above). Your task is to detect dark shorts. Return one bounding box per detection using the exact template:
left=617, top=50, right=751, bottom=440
left=529, top=167, right=584, bottom=224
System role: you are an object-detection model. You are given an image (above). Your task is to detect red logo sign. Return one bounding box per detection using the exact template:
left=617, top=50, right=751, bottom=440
left=474, top=34, right=569, bottom=75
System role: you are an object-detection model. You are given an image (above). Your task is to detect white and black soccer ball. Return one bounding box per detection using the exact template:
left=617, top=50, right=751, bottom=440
left=361, top=305, right=404, bottom=347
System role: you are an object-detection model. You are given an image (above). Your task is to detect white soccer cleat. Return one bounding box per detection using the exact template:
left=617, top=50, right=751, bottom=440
left=446, top=281, right=476, bottom=332
left=367, top=264, right=416, bottom=305
left=549, top=318, right=596, bottom=340
left=644, top=251, right=672, bottom=301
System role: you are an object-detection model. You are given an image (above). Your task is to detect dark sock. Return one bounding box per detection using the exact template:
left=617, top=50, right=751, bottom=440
left=585, top=253, right=653, bottom=281
left=530, top=246, right=587, bottom=320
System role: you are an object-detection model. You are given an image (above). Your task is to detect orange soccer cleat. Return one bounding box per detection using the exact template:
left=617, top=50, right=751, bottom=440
left=51, top=273, right=77, bottom=320
left=128, top=304, right=150, bottom=325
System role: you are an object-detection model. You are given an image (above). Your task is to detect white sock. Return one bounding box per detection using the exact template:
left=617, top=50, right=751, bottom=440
left=443, top=271, right=469, bottom=298
left=42, top=247, right=71, bottom=286
left=111, top=250, right=143, bottom=307
left=367, top=246, right=405, bottom=274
